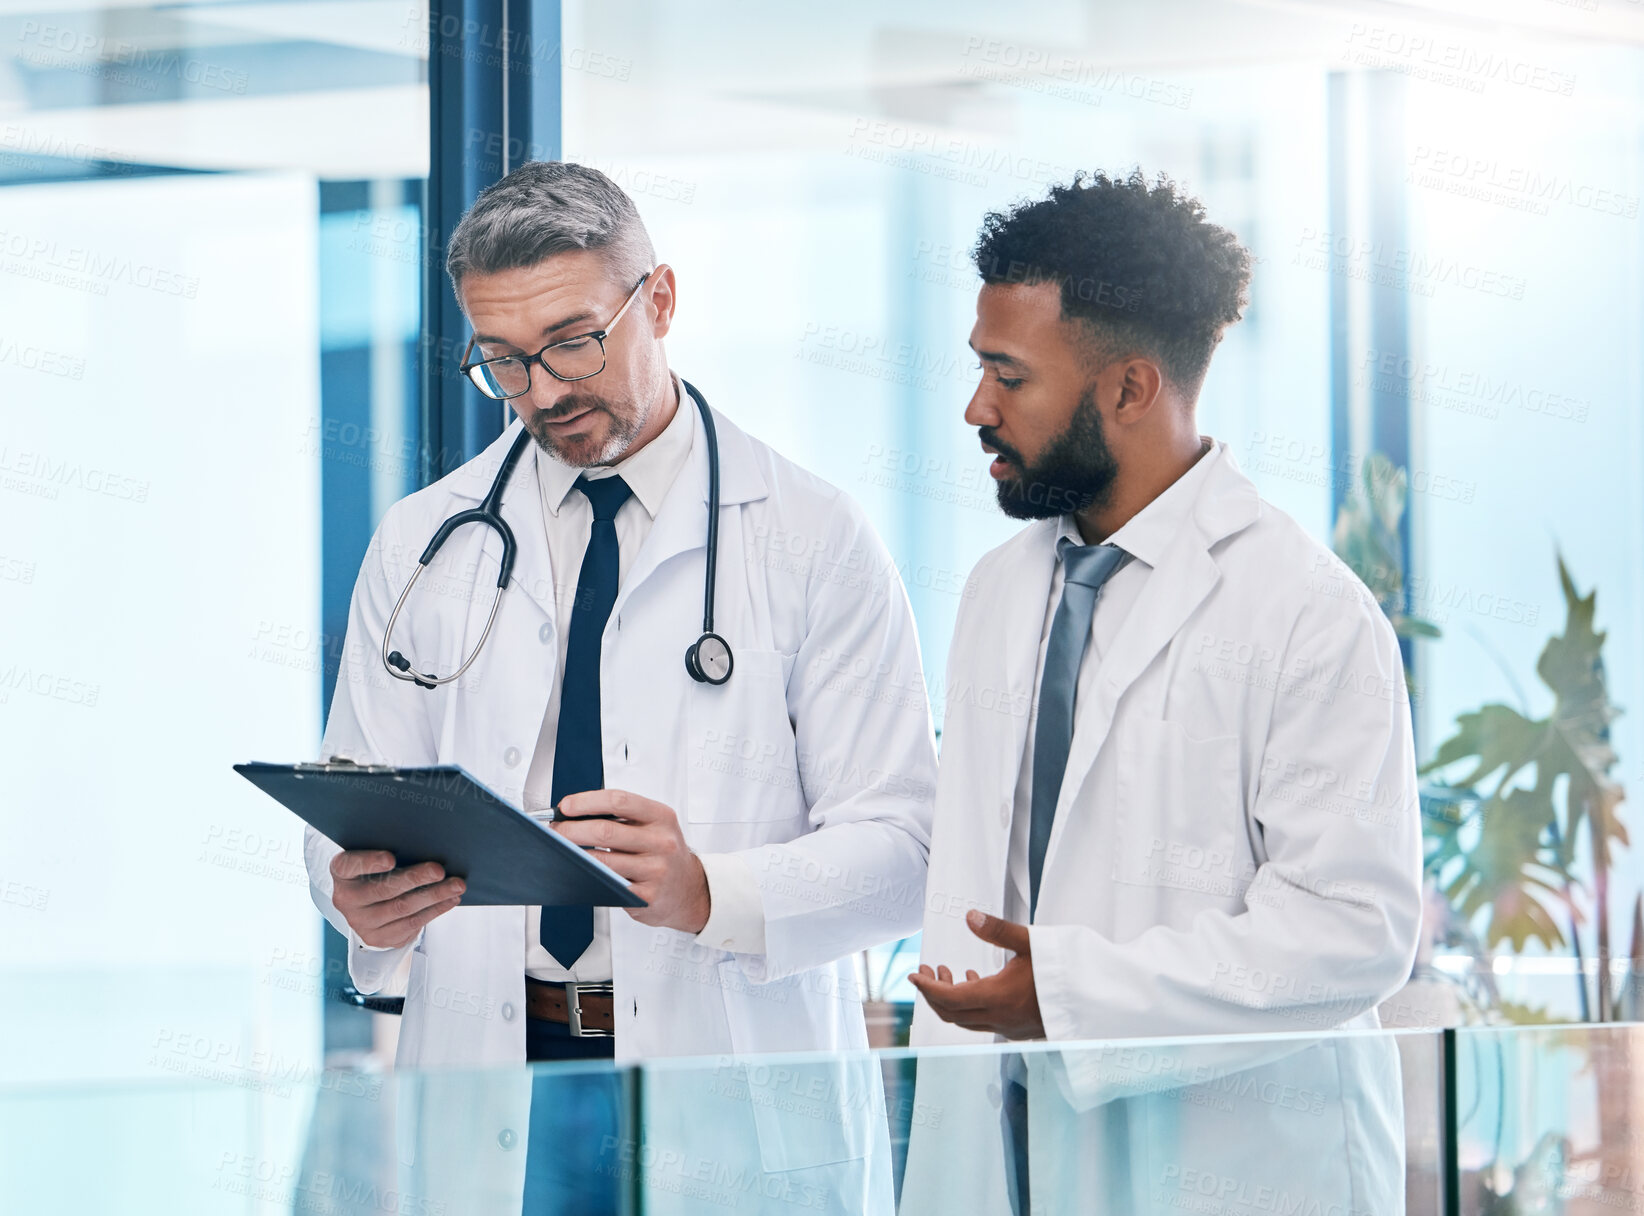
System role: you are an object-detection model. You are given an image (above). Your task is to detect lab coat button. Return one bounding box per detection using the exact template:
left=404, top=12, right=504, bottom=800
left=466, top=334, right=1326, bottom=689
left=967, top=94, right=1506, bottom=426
left=498, top=1128, right=517, bottom=1150
left=998, top=802, right=1010, bottom=827
left=986, top=1082, right=1002, bottom=1108
left=538, top=623, right=552, bottom=644
left=504, top=747, right=522, bottom=767
left=501, top=1002, right=515, bottom=1022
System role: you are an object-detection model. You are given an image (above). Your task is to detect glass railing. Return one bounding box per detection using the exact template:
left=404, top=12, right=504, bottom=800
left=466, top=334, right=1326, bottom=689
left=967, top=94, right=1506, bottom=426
left=0, top=1024, right=1471, bottom=1215
left=1452, top=1022, right=1644, bottom=1215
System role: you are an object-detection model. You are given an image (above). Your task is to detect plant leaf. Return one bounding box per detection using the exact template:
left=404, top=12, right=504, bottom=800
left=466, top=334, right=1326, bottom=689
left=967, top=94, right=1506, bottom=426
left=1424, top=557, right=1627, bottom=956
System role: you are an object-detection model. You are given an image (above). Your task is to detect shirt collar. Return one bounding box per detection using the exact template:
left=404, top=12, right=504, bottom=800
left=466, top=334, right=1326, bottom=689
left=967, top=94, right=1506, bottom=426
left=536, top=371, right=695, bottom=520
left=1061, top=437, right=1217, bottom=569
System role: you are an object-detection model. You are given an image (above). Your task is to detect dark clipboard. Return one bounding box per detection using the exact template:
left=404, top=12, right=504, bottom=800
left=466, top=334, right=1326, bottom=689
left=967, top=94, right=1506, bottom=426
left=235, top=761, right=645, bottom=908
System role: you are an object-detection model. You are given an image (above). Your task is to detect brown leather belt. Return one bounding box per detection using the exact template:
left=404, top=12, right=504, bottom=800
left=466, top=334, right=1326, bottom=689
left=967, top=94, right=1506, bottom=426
left=525, top=977, right=615, bottom=1037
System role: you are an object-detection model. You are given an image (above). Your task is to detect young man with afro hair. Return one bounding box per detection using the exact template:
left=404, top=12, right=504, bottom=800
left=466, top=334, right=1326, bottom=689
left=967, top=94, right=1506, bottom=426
left=902, top=170, right=1423, bottom=1216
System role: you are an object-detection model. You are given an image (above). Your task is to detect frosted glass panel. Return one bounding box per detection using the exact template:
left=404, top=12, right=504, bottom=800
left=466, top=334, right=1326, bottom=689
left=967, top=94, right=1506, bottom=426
left=0, top=0, right=428, bottom=1109
left=0, top=171, right=323, bottom=1084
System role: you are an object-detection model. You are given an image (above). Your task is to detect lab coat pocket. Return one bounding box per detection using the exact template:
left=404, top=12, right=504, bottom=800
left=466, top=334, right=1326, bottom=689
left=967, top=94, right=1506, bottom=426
left=685, top=648, right=803, bottom=824
left=1112, top=716, right=1246, bottom=904
left=715, top=959, right=872, bottom=1173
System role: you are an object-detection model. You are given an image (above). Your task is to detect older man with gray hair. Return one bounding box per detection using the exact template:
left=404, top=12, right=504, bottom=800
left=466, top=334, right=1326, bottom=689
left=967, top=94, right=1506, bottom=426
left=304, top=161, right=935, bottom=1214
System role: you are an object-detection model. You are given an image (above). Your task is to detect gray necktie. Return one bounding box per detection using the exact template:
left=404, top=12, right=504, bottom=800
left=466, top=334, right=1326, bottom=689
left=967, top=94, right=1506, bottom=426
left=1028, top=536, right=1129, bottom=917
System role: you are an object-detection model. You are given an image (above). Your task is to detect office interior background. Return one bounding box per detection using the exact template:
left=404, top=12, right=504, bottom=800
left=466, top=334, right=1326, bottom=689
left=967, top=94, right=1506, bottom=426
left=1, top=0, right=1641, bottom=1209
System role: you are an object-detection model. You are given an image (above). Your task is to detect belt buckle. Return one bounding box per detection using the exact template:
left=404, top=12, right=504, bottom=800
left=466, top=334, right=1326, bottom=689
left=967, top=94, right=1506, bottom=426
left=565, top=981, right=614, bottom=1038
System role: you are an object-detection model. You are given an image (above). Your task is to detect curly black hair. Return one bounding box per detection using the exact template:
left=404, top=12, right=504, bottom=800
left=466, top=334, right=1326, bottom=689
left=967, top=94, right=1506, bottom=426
left=972, top=169, right=1252, bottom=393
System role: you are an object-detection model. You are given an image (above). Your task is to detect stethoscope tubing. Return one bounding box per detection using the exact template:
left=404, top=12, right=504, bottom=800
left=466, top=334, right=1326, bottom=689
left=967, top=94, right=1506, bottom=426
left=689, top=382, right=719, bottom=637
left=381, top=427, right=532, bottom=689
left=381, top=381, right=723, bottom=688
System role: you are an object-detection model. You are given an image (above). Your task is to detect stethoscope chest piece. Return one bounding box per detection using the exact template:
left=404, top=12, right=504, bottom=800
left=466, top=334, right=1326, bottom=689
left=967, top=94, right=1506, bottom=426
left=686, top=632, right=734, bottom=685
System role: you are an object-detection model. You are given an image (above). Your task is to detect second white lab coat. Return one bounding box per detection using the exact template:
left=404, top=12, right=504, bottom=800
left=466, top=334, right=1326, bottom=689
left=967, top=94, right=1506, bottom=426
left=901, top=442, right=1423, bottom=1214
left=305, top=400, right=935, bottom=1214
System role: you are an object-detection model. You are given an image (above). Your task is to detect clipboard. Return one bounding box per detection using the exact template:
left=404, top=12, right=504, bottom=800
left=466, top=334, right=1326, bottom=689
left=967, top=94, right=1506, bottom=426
left=235, top=761, right=645, bottom=908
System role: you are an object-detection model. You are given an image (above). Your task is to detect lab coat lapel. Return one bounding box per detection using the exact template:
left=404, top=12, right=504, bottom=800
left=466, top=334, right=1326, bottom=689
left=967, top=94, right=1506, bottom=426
left=612, top=437, right=708, bottom=616
left=448, top=421, right=560, bottom=627
left=986, top=520, right=1060, bottom=820
left=610, top=404, right=767, bottom=620
left=949, top=517, right=1059, bottom=902
left=932, top=520, right=1057, bottom=944
left=1041, top=447, right=1261, bottom=870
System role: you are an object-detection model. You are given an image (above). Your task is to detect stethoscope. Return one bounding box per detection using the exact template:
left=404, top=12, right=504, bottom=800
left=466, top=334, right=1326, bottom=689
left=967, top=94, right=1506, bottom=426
left=381, top=380, right=734, bottom=690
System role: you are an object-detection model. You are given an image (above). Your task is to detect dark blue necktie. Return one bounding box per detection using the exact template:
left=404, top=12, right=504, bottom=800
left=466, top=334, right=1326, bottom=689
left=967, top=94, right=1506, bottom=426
left=1027, top=536, right=1129, bottom=918
left=540, top=473, right=633, bottom=968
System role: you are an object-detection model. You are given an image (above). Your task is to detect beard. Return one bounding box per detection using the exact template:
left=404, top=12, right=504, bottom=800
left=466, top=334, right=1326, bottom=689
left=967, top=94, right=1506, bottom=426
left=523, top=391, right=644, bottom=467
left=986, top=385, right=1119, bottom=521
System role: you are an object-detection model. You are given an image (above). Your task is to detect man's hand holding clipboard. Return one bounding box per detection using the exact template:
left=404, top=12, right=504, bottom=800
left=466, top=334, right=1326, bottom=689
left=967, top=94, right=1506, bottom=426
left=320, top=788, right=708, bottom=947
left=547, top=790, right=711, bottom=935
left=330, top=852, right=467, bottom=949
left=234, top=762, right=646, bottom=946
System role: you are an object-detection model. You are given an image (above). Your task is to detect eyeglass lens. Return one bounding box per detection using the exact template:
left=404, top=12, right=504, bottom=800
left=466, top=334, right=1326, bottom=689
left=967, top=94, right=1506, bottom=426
left=469, top=336, right=605, bottom=398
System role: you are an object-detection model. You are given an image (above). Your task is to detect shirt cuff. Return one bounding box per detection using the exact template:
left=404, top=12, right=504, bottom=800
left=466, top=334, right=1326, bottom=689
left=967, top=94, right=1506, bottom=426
left=348, top=924, right=419, bottom=960
left=350, top=929, right=400, bottom=953
left=694, top=852, right=767, bottom=955
left=345, top=925, right=415, bottom=995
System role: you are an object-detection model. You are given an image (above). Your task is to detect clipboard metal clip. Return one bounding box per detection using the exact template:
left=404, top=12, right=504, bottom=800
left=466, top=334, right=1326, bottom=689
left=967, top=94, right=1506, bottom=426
left=293, top=758, right=400, bottom=775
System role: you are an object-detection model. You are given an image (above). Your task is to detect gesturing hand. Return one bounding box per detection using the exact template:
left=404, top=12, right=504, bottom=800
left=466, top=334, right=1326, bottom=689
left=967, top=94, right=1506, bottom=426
left=553, top=789, right=711, bottom=934
left=907, top=909, right=1046, bottom=1040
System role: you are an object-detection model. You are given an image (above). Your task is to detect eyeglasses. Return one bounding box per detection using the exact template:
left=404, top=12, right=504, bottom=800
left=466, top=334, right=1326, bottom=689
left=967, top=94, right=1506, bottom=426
left=458, top=270, right=653, bottom=400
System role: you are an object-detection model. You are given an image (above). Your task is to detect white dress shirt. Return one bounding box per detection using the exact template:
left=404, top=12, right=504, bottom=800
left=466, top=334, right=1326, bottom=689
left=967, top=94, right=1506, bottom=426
left=523, top=371, right=765, bottom=981
left=1003, top=439, right=1218, bottom=925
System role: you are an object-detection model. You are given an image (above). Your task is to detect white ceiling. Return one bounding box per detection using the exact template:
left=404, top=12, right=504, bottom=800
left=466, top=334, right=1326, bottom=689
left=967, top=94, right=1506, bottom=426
left=0, top=0, right=1636, bottom=179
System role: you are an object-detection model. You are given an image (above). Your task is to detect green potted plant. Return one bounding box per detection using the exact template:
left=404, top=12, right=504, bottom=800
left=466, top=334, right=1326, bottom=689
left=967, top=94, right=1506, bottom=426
left=1421, top=555, right=1629, bottom=1021
left=1332, top=454, right=1632, bottom=1024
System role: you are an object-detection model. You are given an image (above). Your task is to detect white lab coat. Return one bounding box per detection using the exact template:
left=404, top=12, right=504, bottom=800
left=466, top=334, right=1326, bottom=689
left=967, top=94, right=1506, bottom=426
left=902, top=442, right=1423, bottom=1215
left=304, top=401, right=935, bottom=1214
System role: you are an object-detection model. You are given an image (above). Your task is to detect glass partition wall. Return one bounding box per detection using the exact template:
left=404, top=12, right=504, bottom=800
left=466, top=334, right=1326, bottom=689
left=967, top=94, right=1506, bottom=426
left=0, top=1028, right=1448, bottom=1216
left=0, top=0, right=428, bottom=1086
left=30, top=1021, right=1644, bottom=1215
